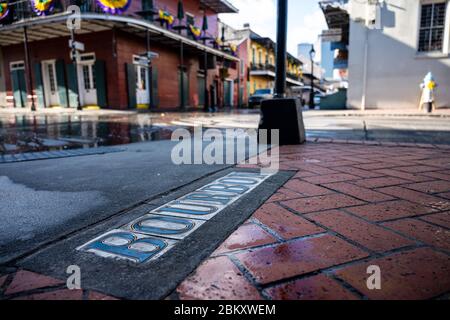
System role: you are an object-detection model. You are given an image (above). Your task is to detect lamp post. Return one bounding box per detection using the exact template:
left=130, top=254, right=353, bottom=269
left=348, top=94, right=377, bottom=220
left=258, top=0, right=306, bottom=146
left=309, top=45, right=316, bottom=109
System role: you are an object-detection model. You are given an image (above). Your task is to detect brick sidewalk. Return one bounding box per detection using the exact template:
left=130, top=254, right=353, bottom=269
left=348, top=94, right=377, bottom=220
left=1, top=142, right=449, bottom=300
left=176, top=142, right=450, bottom=300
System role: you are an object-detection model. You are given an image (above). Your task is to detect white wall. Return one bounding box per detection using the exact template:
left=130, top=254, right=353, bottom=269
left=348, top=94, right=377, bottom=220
left=347, top=0, right=450, bottom=109
left=0, top=48, right=6, bottom=107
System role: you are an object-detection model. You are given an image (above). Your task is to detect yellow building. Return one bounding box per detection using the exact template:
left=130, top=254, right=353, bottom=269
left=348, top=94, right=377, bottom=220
left=248, top=32, right=303, bottom=95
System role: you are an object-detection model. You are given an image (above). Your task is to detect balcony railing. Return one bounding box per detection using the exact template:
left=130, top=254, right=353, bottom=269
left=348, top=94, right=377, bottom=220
left=287, top=72, right=301, bottom=82
left=1, top=0, right=103, bottom=23
left=1, top=0, right=230, bottom=54
left=250, top=63, right=276, bottom=72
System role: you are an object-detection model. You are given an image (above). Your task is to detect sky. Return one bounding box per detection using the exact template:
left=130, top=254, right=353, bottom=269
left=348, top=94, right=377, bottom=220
left=219, top=0, right=327, bottom=57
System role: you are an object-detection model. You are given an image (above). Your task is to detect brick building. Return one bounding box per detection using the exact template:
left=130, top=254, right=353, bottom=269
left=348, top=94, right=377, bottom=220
left=0, top=0, right=240, bottom=110
left=218, top=21, right=303, bottom=107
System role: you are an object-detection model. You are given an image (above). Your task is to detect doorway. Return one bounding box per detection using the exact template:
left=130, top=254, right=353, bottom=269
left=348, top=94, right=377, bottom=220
left=41, top=60, right=60, bottom=107
left=224, top=79, right=233, bottom=107
left=77, top=53, right=97, bottom=107
left=10, top=61, right=27, bottom=108
left=133, top=55, right=150, bottom=109
left=178, top=68, right=189, bottom=108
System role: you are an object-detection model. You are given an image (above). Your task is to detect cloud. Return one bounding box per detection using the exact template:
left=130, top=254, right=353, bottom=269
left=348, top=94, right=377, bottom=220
left=220, top=0, right=277, bottom=40
left=220, top=0, right=327, bottom=57
left=287, top=9, right=327, bottom=54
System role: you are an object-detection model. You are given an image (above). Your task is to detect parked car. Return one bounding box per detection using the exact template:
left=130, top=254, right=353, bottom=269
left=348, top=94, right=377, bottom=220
left=300, top=86, right=326, bottom=107
left=248, top=88, right=274, bottom=108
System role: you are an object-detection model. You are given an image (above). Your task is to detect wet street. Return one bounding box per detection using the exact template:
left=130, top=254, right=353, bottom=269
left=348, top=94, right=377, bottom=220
left=1, top=109, right=450, bottom=157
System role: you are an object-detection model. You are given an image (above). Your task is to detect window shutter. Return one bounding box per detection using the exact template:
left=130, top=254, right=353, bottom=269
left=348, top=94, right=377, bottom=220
left=151, top=66, right=158, bottom=108
left=66, top=63, right=79, bottom=108
left=55, top=59, right=68, bottom=107
left=126, top=63, right=137, bottom=109
left=34, top=62, right=45, bottom=108
left=94, top=60, right=107, bottom=108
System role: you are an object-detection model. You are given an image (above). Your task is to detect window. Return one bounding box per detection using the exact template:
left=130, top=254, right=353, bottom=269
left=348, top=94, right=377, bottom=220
left=418, top=2, right=447, bottom=52
left=10, top=61, right=25, bottom=71
left=186, top=13, right=195, bottom=25
left=47, top=64, right=57, bottom=93
left=252, top=48, right=256, bottom=64
left=82, top=65, right=91, bottom=90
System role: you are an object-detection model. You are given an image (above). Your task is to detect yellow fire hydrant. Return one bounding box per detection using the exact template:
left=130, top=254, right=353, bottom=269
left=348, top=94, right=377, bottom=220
left=420, top=72, right=437, bottom=113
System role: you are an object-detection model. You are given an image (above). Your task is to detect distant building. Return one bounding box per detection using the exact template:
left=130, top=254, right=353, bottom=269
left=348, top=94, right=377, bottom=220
left=219, top=23, right=303, bottom=105
left=320, top=40, right=334, bottom=80
left=320, top=0, right=450, bottom=110
left=0, top=0, right=240, bottom=110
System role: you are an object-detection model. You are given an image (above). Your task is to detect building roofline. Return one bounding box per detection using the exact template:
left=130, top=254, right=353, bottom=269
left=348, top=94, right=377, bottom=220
left=201, top=0, right=239, bottom=13
left=0, top=13, right=239, bottom=62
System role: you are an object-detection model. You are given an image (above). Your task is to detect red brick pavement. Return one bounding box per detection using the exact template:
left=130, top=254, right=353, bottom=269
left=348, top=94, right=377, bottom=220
left=177, top=142, right=450, bottom=300
left=2, top=141, right=450, bottom=300
left=0, top=269, right=118, bottom=300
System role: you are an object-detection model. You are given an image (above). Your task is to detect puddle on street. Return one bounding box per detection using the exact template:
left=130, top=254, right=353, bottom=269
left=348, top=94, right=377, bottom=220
left=0, top=113, right=189, bottom=155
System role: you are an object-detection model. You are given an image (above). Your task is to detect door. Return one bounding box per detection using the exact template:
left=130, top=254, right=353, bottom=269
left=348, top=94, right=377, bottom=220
left=197, top=75, right=205, bottom=108
left=178, top=69, right=189, bottom=108
left=135, top=64, right=150, bottom=109
left=224, top=80, right=233, bottom=107
left=42, top=60, right=60, bottom=107
left=77, top=53, right=97, bottom=107
left=10, top=61, right=27, bottom=108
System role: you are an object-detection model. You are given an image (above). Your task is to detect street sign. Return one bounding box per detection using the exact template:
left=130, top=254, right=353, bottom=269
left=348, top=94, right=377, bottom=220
left=68, top=40, right=85, bottom=52
left=321, top=28, right=342, bottom=42
left=77, top=171, right=273, bottom=264
left=140, top=51, right=159, bottom=59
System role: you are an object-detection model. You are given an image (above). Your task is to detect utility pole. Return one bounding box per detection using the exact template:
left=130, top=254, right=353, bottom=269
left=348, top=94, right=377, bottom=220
left=274, top=0, right=287, bottom=98
left=258, top=0, right=306, bottom=146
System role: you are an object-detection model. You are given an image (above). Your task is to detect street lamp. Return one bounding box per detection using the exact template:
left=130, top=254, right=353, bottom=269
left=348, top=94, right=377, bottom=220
left=309, top=45, right=316, bottom=109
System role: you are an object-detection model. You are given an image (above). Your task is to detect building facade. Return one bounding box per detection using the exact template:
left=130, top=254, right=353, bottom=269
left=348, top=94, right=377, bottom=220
left=0, top=0, right=240, bottom=110
left=321, top=0, right=450, bottom=110
left=218, top=22, right=303, bottom=106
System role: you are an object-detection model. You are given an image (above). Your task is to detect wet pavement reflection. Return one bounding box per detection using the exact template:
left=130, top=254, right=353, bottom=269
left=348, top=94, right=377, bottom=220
left=0, top=113, right=185, bottom=155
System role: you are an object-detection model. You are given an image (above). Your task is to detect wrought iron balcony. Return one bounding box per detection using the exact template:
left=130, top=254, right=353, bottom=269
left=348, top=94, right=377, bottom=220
left=250, top=63, right=276, bottom=72
left=0, top=0, right=233, bottom=57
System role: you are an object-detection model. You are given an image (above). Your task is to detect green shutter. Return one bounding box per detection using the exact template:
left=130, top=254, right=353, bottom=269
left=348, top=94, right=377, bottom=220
left=11, top=70, right=22, bottom=108
left=19, top=70, right=27, bottom=108
left=66, top=63, right=79, bottom=108
left=11, top=70, right=27, bottom=108
left=55, top=59, right=68, bottom=107
left=94, top=60, right=107, bottom=108
left=126, top=63, right=137, bottom=109
left=34, top=62, right=45, bottom=108
left=178, top=69, right=188, bottom=107
left=197, top=75, right=205, bottom=107
left=151, top=66, right=158, bottom=108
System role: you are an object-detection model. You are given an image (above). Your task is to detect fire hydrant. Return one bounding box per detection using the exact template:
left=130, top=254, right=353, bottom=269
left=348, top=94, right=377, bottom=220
left=420, top=72, right=437, bottom=113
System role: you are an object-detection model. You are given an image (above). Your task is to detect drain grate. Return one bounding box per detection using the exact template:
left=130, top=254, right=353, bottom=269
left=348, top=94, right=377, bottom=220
left=0, top=147, right=125, bottom=164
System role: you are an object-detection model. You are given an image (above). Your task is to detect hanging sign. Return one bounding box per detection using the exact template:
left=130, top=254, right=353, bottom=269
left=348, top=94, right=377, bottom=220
left=96, top=0, right=131, bottom=14
left=31, top=0, right=55, bottom=16
left=189, top=24, right=201, bottom=39
left=0, top=2, right=9, bottom=21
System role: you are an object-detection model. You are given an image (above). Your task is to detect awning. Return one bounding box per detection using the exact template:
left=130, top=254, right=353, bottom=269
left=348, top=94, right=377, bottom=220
left=201, top=0, right=238, bottom=13
left=0, top=13, right=239, bottom=62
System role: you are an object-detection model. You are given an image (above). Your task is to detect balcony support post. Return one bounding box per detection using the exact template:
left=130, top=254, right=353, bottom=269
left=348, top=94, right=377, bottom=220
left=23, top=27, right=36, bottom=111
